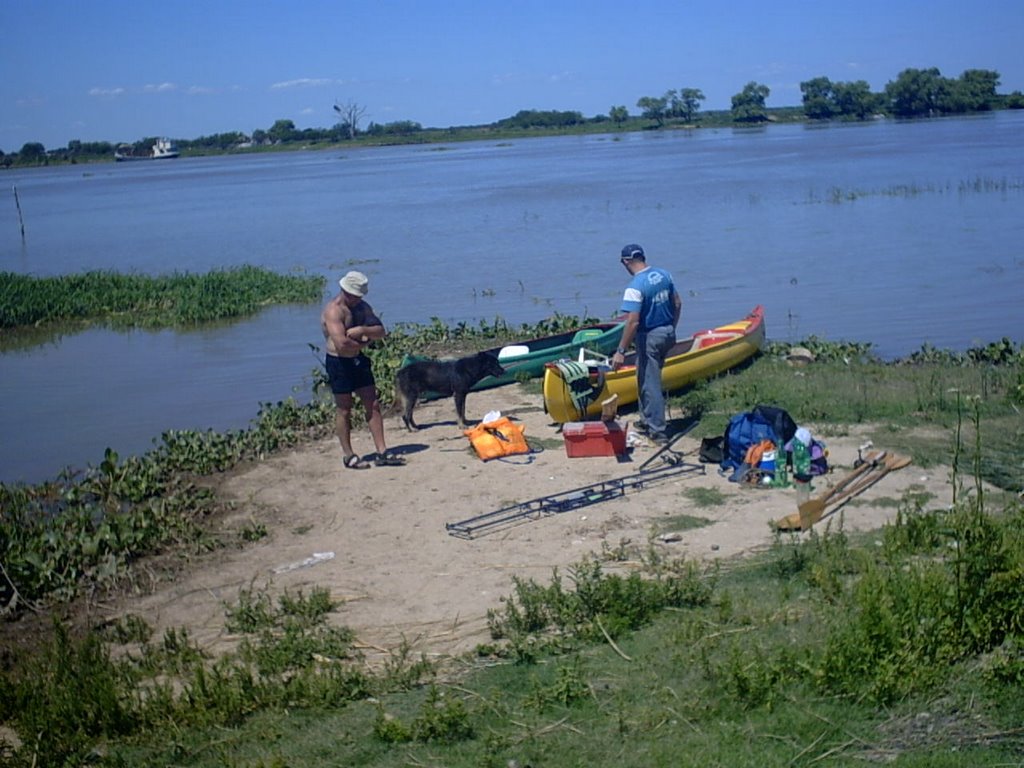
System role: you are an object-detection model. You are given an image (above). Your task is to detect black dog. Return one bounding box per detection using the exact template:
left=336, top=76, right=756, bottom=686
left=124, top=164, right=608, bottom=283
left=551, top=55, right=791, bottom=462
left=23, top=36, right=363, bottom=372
left=396, top=351, right=505, bottom=430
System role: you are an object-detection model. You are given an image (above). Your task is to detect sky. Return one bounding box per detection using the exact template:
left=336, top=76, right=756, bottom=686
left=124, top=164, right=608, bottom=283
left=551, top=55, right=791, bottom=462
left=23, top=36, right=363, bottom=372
left=3, top=0, right=1023, bottom=153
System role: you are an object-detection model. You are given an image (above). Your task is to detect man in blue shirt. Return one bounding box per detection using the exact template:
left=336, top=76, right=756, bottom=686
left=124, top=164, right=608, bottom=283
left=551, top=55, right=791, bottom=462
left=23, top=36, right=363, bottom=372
left=611, top=244, right=682, bottom=444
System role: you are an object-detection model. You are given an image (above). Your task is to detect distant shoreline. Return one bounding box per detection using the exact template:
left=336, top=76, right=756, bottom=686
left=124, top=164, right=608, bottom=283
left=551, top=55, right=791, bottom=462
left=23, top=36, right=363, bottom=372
left=8, top=106, right=1023, bottom=169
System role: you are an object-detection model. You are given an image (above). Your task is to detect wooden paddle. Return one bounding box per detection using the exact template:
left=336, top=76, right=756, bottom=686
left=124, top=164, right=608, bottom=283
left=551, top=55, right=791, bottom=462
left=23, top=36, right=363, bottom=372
left=823, top=453, right=913, bottom=512
left=778, top=452, right=913, bottom=532
left=797, top=450, right=891, bottom=529
left=773, top=450, right=886, bottom=532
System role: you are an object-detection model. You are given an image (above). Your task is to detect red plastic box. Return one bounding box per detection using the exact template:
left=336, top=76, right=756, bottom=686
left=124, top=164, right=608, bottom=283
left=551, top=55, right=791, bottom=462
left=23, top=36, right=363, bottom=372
left=563, top=421, right=627, bottom=457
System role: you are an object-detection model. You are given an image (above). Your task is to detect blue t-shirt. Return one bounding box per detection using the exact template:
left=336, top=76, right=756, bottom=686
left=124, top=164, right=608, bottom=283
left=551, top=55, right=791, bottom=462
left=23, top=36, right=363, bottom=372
left=619, top=266, right=677, bottom=331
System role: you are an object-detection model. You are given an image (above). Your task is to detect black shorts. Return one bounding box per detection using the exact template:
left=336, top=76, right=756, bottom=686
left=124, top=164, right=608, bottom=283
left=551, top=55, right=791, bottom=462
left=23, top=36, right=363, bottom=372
left=325, top=354, right=376, bottom=395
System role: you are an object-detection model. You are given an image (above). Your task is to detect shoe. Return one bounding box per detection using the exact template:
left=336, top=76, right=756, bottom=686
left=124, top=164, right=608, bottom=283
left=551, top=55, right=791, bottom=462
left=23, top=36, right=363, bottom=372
left=374, top=451, right=406, bottom=467
left=634, top=420, right=668, bottom=445
left=344, top=454, right=370, bottom=469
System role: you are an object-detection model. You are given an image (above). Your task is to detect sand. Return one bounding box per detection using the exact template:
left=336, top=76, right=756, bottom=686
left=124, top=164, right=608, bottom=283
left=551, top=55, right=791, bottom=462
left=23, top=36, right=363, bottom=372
left=99, top=386, right=945, bottom=665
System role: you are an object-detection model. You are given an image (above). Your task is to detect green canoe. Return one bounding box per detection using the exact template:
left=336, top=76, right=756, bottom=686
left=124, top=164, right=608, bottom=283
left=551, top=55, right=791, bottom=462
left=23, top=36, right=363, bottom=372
left=399, top=320, right=625, bottom=394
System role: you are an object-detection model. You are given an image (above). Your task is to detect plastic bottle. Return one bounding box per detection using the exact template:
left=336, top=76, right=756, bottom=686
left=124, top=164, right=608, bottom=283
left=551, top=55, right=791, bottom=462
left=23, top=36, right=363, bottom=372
left=792, top=437, right=813, bottom=502
left=770, top=462, right=789, bottom=488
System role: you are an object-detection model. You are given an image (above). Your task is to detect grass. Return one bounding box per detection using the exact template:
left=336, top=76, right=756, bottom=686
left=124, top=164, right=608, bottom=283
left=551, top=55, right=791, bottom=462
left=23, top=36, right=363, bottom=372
left=11, top=490, right=1022, bottom=766
left=673, top=340, right=1023, bottom=494
left=0, top=266, right=324, bottom=334
left=1, top=322, right=1022, bottom=766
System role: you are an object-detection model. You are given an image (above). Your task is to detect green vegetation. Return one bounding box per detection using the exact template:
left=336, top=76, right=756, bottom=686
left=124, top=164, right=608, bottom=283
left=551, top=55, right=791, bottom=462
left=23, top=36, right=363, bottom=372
left=0, top=266, right=324, bottom=333
left=885, top=67, right=1002, bottom=117
left=0, top=312, right=603, bottom=614
left=4, top=65, right=1021, bottom=167
left=1, top=318, right=1022, bottom=766
left=800, top=67, right=1010, bottom=121
left=732, top=81, right=773, bottom=123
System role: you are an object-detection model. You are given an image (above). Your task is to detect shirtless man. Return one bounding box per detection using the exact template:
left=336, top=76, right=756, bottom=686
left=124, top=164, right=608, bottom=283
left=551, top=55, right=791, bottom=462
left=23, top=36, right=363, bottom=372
left=320, top=271, right=403, bottom=468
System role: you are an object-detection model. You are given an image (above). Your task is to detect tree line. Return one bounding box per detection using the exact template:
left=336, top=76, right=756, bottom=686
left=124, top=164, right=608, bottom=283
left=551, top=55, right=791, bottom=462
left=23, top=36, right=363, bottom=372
left=630, top=68, right=1017, bottom=125
left=4, top=66, right=1021, bottom=167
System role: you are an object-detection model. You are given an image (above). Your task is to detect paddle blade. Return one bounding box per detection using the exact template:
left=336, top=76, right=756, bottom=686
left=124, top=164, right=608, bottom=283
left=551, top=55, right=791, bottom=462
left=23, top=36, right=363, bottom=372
left=798, top=497, right=828, bottom=529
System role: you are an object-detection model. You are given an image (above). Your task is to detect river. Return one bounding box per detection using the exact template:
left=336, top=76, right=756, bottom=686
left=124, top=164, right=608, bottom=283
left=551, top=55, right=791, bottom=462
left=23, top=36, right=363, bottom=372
left=2, top=111, right=1022, bottom=484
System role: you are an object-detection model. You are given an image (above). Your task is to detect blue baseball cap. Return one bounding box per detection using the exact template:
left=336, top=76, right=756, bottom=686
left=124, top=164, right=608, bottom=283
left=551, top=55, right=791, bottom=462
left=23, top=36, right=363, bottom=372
left=620, top=244, right=645, bottom=261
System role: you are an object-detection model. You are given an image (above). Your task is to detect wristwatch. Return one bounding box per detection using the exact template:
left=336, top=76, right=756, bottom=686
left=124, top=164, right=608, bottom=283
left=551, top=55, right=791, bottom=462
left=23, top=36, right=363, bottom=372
left=616, top=347, right=626, bottom=355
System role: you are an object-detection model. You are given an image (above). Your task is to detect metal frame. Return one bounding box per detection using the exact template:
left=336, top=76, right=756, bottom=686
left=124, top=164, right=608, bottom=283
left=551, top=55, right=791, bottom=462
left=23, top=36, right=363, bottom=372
left=445, top=426, right=705, bottom=540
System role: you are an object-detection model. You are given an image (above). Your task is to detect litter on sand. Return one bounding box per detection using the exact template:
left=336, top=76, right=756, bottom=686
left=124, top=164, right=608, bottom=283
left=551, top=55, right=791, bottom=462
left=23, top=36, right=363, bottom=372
left=272, top=551, right=335, bottom=574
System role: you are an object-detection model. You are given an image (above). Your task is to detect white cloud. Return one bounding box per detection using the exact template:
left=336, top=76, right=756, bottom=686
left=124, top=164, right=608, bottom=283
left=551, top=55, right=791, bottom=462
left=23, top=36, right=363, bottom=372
left=143, top=82, right=178, bottom=93
left=88, top=87, right=126, bottom=97
left=270, top=78, right=335, bottom=90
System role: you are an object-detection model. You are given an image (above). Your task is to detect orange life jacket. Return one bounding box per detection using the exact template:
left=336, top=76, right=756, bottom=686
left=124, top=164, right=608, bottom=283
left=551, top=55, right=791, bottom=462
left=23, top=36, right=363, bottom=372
left=464, top=417, right=529, bottom=461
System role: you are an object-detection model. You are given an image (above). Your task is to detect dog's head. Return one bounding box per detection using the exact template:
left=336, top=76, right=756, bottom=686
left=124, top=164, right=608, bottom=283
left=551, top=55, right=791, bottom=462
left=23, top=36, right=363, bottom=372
left=477, top=351, right=506, bottom=378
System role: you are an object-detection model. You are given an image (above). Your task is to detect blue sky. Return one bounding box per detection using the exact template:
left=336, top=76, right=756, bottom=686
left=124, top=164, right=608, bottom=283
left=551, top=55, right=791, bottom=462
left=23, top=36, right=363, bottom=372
left=3, top=0, right=1022, bottom=152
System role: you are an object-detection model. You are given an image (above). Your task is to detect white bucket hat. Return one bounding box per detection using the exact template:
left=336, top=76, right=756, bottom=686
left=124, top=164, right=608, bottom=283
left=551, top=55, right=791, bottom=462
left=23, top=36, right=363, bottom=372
left=339, top=271, right=369, bottom=298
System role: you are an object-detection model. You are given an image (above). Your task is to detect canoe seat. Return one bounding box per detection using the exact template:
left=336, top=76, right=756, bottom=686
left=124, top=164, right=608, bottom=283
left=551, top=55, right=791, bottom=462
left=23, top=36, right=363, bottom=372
left=498, top=344, right=530, bottom=360
left=691, top=331, right=717, bottom=351
left=577, top=347, right=611, bottom=366
left=572, top=328, right=604, bottom=344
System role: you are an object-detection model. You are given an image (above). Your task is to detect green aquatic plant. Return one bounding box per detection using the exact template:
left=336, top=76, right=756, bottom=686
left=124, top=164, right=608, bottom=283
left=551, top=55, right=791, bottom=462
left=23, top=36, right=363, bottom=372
left=0, top=266, right=324, bottom=331
left=0, top=313, right=604, bottom=616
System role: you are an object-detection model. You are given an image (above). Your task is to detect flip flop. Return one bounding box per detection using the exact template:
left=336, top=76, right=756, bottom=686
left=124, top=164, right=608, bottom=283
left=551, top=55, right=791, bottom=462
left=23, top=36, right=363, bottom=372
left=344, top=454, right=370, bottom=469
left=374, top=451, right=406, bottom=467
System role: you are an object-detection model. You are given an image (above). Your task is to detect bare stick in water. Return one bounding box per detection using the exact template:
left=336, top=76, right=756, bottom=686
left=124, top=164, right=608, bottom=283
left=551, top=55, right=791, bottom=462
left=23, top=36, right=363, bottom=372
left=13, top=185, right=26, bottom=242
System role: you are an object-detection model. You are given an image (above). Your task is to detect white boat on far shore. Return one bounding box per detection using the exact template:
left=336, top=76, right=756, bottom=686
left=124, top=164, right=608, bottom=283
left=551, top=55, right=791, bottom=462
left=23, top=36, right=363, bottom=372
left=114, top=138, right=180, bottom=161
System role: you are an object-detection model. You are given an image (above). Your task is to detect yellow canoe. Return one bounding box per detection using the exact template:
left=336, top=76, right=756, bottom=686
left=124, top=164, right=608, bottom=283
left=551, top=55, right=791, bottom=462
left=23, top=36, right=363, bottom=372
left=542, top=305, right=766, bottom=423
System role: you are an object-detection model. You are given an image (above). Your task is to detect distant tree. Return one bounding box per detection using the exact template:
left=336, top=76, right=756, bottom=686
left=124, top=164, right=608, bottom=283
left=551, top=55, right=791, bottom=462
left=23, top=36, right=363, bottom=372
left=800, top=76, right=836, bottom=119
left=949, top=69, right=1000, bottom=112
left=18, top=142, right=46, bottom=162
left=731, top=82, right=770, bottom=122
left=497, top=109, right=584, bottom=129
left=365, top=120, right=422, bottom=136
left=885, top=67, right=949, bottom=117
left=664, top=89, right=679, bottom=116
left=334, top=101, right=368, bottom=140
left=188, top=131, right=246, bottom=151
left=268, top=119, right=297, bottom=144
left=251, top=129, right=268, bottom=145
left=1007, top=91, right=1024, bottom=109
left=609, top=105, right=629, bottom=124
left=636, top=95, right=669, bottom=126
left=295, top=127, right=323, bottom=143
left=833, top=80, right=879, bottom=120
left=677, top=88, right=705, bottom=123
left=63, top=140, right=114, bottom=157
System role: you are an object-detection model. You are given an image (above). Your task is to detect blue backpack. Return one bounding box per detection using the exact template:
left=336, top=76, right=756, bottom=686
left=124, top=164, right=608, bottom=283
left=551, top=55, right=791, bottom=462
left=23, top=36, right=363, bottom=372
left=720, top=405, right=797, bottom=472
